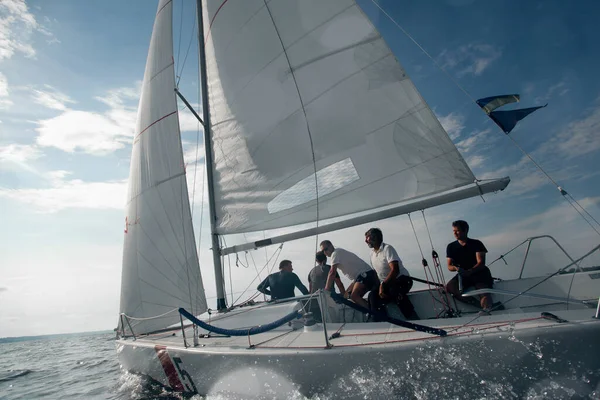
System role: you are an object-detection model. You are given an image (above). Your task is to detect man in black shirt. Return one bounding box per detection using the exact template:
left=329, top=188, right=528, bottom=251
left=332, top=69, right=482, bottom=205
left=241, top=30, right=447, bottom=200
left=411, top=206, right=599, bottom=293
left=257, top=260, right=309, bottom=300
left=446, top=220, right=494, bottom=312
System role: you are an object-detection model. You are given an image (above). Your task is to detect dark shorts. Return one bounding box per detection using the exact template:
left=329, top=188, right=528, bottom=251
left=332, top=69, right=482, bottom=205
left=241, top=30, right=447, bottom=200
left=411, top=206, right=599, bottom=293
left=355, top=269, right=379, bottom=291
left=382, top=274, right=413, bottom=299
left=461, top=266, right=493, bottom=289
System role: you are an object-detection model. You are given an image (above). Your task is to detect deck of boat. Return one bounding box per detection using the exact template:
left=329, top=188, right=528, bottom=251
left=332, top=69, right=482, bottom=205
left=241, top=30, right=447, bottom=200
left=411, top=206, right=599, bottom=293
left=125, top=304, right=598, bottom=352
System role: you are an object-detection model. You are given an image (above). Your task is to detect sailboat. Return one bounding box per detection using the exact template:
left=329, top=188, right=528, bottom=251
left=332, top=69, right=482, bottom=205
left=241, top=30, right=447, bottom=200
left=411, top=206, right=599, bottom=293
left=116, top=0, right=600, bottom=397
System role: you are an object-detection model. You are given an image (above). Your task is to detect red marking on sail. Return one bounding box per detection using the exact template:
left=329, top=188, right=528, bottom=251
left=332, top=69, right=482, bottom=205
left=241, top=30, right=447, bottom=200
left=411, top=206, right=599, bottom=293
left=205, top=0, right=230, bottom=42
left=154, top=345, right=184, bottom=392
left=134, top=111, right=177, bottom=141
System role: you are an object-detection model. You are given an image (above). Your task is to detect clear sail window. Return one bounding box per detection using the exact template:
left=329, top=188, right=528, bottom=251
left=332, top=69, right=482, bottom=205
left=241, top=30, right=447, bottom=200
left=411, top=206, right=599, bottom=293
left=267, top=158, right=360, bottom=214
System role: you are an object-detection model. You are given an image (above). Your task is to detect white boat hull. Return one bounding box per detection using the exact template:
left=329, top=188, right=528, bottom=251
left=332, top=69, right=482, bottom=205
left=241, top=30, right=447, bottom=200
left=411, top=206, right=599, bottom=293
left=117, top=310, right=600, bottom=398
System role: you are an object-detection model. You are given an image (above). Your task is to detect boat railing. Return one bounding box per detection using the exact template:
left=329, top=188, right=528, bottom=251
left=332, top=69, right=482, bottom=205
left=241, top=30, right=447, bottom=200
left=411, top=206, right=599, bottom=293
left=119, top=313, right=136, bottom=340
left=117, top=308, right=180, bottom=340
left=177, top=292, right=321, bottom=348
left=488, top=235, right=586, bottom=279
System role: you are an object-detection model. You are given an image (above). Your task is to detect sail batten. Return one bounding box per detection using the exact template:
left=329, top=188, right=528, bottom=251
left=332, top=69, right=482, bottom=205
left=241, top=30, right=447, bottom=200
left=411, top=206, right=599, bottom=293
left=202, top=0, right=476, bottom=235
left=119, top=0, right=207, bottom=335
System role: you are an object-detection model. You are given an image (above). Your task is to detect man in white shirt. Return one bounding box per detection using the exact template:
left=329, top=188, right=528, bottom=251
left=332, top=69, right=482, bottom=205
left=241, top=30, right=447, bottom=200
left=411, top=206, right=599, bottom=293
left=365, top=228, right=418, bottom=320
left=321, top=240, right=378, bottom=310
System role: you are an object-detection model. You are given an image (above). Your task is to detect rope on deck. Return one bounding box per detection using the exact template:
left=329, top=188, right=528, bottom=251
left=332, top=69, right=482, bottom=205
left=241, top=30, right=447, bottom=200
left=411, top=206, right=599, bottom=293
left=179, top=307, right=301, bottom=337
left=330, top=293, right=447, bottom=337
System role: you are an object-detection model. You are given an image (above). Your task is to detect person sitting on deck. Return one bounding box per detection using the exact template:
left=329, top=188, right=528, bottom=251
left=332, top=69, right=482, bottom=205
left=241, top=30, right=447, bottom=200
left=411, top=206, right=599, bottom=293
left=365, top=228, right=419, bottom=320
left=308, top=251, right=346, bottom=294
left=257, top=260, right=309, bottom=301
left=445, top=220, right=499, bottom=314
left=320, top=240, right=379, bottom=311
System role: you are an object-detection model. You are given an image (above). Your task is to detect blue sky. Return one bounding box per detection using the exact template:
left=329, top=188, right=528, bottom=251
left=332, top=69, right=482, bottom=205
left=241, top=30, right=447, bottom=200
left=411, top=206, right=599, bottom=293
left=1, top=0, right=599, bottom=337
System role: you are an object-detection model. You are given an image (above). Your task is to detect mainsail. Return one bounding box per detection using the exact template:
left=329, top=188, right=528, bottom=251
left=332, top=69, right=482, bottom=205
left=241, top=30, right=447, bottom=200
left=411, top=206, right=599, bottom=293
left=202, top=0, right=478, bottom=235
left=119, top=0, right=207, bottom=335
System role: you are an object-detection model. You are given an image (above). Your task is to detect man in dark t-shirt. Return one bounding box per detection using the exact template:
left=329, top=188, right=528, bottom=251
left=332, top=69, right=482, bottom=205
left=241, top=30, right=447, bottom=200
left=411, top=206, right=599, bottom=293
left=257, top=259, right=308, bottom=300
left=446, top=220, right=494, bottom=312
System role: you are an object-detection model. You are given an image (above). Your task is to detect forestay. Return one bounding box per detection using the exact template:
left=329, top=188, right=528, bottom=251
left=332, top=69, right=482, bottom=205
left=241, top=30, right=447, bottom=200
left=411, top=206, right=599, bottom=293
left=119, top=0, right=207, bottom=335
left=202, top=0, right=476, bottom=235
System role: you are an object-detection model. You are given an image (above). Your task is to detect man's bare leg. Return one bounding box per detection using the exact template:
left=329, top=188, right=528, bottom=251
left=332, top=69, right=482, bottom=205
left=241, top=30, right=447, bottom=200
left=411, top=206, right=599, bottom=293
left=350, top=282, right=370, bottom=310
left=480, top=293, right=492, bottom=310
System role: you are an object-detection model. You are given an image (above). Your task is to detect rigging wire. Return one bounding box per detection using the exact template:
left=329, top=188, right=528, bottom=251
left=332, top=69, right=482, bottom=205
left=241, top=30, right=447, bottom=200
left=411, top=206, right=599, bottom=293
left=231, top=244, right=285, bottom=307
left=175, top=0, right=184, bottom=74
left=449, top=242, right=600, bottom=332
left=408, top=213, right=440, bottom=314
left=176, top=1, right=197, bottom=87
left=262, top=0, right=322, bottom=255
left=420, top=210, right=454, bottom=312
left=369, top=0, right=600, bottom=239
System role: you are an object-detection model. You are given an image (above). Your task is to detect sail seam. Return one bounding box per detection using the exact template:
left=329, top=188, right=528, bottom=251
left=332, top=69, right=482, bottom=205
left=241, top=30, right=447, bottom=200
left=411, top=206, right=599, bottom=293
left=134, top=110, right=178, bottom=142
left=137, top=223, right=192, bottom=288
left=210, top=41, right=392, bottom=132
left=242, top=53, right=396, bottom=167
left=212, top=51, right=397, bottom=199
left=233, top=97, right=411, bottom=209
left=156, top=0, right=173, bottom=16
left=289, top=34, right=381, bottom=73
left=147, top=61, right=175, bottom=86
left=127, top=171, right=185, bottom=205
left=206, top=3, right=357, bottom=132
left=140, top=276, right=190, bottom=304
left=136, top=246, right=189, bottom=294
left=205, top=0, right=231, bottom=42
left=139, top=188, right=186, bottom=266
left=156, top=185, right=189, bottom=261
left=216, top=112, right=402, bottom=211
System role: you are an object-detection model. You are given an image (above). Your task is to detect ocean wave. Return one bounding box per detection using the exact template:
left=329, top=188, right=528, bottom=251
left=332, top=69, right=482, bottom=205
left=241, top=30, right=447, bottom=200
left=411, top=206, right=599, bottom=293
left=0, top=369, right=32, bottom=383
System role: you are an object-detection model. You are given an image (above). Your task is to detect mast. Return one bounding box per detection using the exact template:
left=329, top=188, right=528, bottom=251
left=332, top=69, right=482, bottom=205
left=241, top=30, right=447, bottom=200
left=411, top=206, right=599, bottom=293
left=196, top=0, right=226, bottom=310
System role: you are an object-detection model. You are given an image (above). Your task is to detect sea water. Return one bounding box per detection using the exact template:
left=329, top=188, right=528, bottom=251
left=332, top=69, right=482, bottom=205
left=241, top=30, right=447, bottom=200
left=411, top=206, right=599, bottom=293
left=1, top=331, right=599, bottom=399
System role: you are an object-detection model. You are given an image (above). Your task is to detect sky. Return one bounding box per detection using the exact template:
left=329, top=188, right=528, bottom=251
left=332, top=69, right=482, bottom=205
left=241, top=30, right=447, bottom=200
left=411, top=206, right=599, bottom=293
left=1, top=0, right=599, bottom=338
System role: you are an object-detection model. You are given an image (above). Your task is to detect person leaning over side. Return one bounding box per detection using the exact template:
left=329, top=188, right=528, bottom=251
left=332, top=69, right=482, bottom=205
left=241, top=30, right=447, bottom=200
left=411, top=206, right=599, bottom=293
left=320, top=240, right=378, bottom=311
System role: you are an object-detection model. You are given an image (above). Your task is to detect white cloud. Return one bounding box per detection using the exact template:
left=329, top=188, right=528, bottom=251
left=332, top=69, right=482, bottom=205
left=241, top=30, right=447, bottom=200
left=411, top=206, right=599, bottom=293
left=0, top=0, right=57, bottom=61
left=0, top=143, right=42, bottom=162
left=36, top=110, right=133, bottom=155
left=34, top=84, right=142, bottom=155
left=547, top=102, right=600, bottom=158
left=179, top=110, right=202, bottom=132
left=35, top=82, right=201, bottom=155
left=523, top=82, right=535, bottom=96
left=534, top=81, right=569, bottom=104
left=479, top=156, right=545, bottom=195
left=481, top=196, right=600, bottom=251
left=0, top=143, right=43, bottom=176
left=0, top=72, right=12, bottom=109
left=95, top=85, right=140, bottom=109
left=439, top=43, right=501, bottom=76
left=456, top=128, right=491, bottom=153
left=437, top=112, right=465, bottom=140
left=30, top=85, right=75, bottom=111
left=0, top=171, right=127, bottom=212
left=466, top=155, right=485, bottom=168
